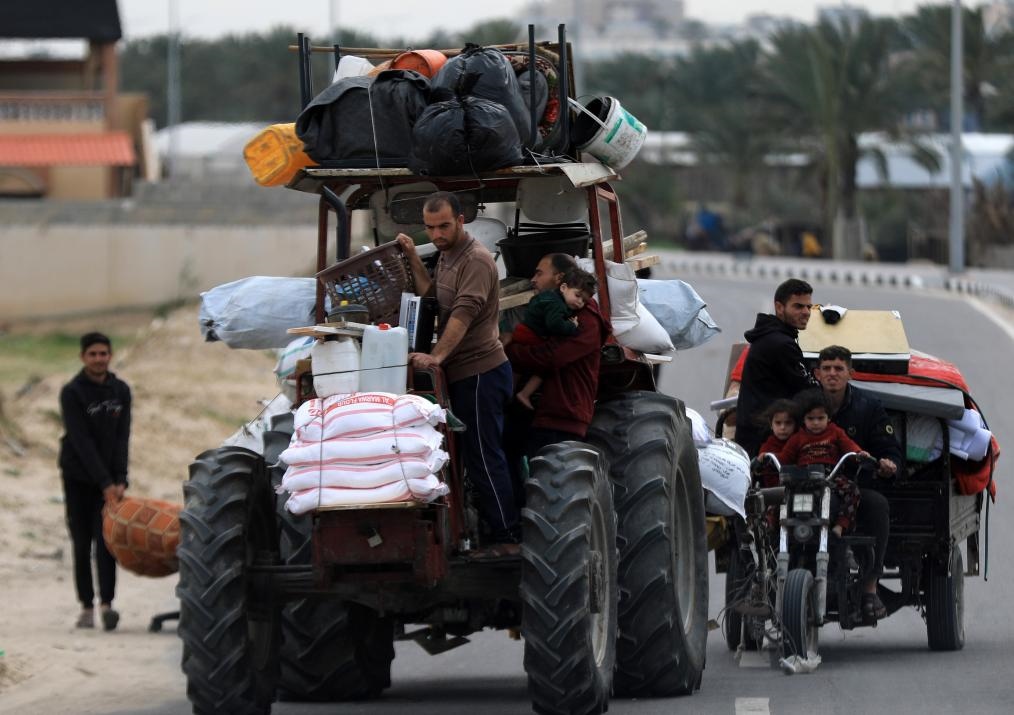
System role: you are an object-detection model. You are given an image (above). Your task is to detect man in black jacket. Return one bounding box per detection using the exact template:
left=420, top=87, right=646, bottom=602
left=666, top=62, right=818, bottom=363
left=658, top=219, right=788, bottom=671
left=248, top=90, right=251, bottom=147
left=59, top=332, right=131, bottom=630
left=815, top=345, right=902, bottom=619
left=735, top=278, right=818, bottom=456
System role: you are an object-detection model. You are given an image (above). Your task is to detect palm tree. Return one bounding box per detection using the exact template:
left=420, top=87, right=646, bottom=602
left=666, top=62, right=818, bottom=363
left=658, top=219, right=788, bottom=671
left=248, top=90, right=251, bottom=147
left=901, top=4, right=1014, bottom=131
left=671, top=40, right=777, bottom=211
left=760, top=16, right=929, bottom=259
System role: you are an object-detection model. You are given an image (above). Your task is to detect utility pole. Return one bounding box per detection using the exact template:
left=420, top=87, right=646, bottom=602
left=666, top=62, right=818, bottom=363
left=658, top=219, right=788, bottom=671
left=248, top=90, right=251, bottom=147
left=948, top=0, right=965, bottom=273
left=166, top=0, right=182, bottom=180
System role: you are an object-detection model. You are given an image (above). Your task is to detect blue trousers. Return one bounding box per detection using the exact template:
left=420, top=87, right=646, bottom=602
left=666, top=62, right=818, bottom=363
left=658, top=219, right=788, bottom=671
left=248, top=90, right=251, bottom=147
left=449, top=361, right=519, bottom=541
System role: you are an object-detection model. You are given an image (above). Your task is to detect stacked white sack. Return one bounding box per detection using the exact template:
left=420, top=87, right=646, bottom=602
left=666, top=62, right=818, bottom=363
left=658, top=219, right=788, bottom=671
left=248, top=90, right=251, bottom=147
left=279, top=392, right=449, bottom=514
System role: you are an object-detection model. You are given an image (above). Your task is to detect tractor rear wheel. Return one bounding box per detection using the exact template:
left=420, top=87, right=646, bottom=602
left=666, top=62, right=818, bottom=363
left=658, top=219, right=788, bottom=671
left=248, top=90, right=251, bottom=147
left=177, top=446, right=279, bottom=715
left=521, top=442, right=617, bottom=715
left=587, top=391, right=709, bottom=696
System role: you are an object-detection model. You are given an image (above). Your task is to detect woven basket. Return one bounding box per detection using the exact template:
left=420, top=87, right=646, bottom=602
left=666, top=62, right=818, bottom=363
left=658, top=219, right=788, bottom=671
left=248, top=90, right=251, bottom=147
left=317, top=240, right=415, bottom=327
left=102, top=496, right=181, bottom=578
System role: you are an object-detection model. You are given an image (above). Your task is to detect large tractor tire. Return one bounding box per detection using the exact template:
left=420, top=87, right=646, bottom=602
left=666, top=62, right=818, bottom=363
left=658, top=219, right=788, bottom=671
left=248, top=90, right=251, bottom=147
left=926, top=547, right=965, bottom=651
left=177, top=446, right=279, bottom=715
left=587, top=391, right=709, bottom=696
left=521, top=442, right=618, bottom=715
left=267, top=411, right=395, bottom=702
left=781, top=568, right=818, bottom=659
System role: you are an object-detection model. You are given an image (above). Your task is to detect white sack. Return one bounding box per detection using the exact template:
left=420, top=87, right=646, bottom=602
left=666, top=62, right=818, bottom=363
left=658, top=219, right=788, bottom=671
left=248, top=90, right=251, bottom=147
left=685, top=407, right=713, bottom=447
left=577, top=257, right=639, bottom=326
left=697, top=438, right=751, bottom=518
left=281, top=427, right=444, bottom=466
left=199, top=276, right=328, bottom=349
left=294, top=392, right=446, bottom=441
left=285, top=475, right=450, bottom=514
left=221, top=393, right=293, bottom=453
left=281, top=451, right=449, bottom=491
left=275, top=337, right=315, bottom=402
left=614, top=303, right=675, bottom=353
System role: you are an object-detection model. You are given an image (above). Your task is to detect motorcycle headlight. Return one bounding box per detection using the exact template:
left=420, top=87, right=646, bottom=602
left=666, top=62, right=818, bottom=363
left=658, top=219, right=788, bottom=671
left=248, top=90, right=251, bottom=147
left=791, top=493, right=814, bottom=513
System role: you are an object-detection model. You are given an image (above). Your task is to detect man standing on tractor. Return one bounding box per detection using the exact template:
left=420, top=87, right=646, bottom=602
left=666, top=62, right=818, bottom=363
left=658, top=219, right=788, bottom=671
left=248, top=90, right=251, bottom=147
left=397, top=192, right=519, bottom=547
left=736, top=278, right=819, bottom=456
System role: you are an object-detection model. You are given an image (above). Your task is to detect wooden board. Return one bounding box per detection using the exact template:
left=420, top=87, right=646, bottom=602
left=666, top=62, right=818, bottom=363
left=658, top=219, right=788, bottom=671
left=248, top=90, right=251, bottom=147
left=624, top=254, right=660, bottom=271
left=798, top=309, right=910, bottom=357
left=315, top=500, right=426, bottom=512
left=499, top=290, right=535, bottom=311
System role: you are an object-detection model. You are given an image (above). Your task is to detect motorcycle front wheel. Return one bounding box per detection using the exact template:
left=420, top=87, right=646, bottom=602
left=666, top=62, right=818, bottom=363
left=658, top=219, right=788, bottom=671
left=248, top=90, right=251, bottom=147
left=781, top=568, right=818, bottom=659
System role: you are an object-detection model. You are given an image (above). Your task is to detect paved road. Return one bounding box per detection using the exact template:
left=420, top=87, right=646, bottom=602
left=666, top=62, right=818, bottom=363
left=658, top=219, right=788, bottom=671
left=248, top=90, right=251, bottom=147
left=120, top=269, right=1013, bottom=715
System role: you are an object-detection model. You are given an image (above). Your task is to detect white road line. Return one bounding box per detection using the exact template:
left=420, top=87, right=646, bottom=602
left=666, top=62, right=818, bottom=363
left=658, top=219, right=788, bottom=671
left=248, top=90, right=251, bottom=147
left=735, top=697, right=771, bottom=715
left=967, top=296, right=1014, bottom=345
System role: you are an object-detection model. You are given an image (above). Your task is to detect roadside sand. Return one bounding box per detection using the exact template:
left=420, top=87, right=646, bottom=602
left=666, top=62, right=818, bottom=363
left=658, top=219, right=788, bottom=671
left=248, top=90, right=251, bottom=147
left=0, top=307, right=278, bottom=713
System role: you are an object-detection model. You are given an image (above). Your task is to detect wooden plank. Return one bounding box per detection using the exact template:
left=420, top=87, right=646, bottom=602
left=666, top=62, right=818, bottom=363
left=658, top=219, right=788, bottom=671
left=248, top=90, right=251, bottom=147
left=602, top=229, right=648, bottom=256
left=315, top=500, right=426, bottom=512
left=499, top=290, right=535, bottom=311
left=625, top=254, right=660, bottom=271
left=499, top=277, right=532, bottom=297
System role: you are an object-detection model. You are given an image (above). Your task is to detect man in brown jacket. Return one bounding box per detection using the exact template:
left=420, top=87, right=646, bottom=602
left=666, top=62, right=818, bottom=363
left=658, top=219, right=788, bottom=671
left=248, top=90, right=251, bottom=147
left=398, top=192, right=518, bottom=546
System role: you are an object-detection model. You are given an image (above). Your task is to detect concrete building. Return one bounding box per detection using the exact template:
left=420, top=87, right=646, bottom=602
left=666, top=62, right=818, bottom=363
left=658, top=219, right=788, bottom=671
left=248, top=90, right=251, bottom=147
left=0, top=0, right=148, bottom=199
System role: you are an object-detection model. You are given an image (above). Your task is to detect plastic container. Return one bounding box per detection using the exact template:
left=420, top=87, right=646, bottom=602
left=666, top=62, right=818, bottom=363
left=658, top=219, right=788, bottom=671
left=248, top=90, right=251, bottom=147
left=570, top=96, right=647, bottom=171
left=359, top=323, right=409, bottom=395
left=312, top=338, right=360, bottom=398
left=243, top=123, right=315, bottom=187
left=391, top=49, right=447, bottom=78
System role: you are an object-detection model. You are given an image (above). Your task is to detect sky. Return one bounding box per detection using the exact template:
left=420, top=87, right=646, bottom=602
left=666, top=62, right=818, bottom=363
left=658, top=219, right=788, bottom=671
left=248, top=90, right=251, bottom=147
left=117, top=1, right=949, bottom=41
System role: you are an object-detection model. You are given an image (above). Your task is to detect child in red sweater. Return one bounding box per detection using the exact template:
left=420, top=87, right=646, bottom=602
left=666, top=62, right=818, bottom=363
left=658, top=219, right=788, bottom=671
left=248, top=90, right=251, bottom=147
left=772, top=389, right=866, bottom=537
left=756, top=399, right=800, bottom=488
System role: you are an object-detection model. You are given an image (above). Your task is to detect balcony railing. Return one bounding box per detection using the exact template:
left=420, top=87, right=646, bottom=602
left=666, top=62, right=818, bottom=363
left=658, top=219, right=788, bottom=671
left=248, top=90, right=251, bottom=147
left=0, top=92, right=106, bottom=122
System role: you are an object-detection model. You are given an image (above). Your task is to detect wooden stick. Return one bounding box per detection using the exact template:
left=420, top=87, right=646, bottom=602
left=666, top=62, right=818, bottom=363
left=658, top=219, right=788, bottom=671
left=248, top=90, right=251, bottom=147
left=602, top=229, right=648, bottom=257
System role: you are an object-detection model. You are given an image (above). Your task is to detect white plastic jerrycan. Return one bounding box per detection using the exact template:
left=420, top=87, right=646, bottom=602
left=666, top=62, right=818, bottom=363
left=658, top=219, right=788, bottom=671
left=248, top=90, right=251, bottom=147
left=311, top=337, right=360, bottom=398
left=359, top=323, right=409, bottom=394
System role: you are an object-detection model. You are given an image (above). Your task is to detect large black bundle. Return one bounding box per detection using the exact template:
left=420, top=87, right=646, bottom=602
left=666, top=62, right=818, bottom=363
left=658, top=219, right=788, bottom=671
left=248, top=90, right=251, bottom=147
left=431, top=44, right=532, bottom=147
left=409, top=91, right=524, bottom=176
left=295, top=69, right=430, bottom=165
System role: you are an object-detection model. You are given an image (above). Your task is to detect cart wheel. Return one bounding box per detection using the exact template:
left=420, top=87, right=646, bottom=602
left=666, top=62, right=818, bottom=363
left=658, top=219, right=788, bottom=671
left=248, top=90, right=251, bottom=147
left=926, top=548, right=965, bottom=651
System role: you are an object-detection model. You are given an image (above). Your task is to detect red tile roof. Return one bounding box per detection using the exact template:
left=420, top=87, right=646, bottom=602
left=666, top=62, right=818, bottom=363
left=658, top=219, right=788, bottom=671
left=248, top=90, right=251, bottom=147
left=0, top=132, right=136, bottom=167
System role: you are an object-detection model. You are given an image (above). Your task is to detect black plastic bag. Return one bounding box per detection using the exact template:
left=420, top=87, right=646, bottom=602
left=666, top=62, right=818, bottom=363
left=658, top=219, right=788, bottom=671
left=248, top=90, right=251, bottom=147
left=432, top=44, right=532, bottom=147
left=409, top=92, right=524, bottom=176
left=296, top=69, right=430, bottom=165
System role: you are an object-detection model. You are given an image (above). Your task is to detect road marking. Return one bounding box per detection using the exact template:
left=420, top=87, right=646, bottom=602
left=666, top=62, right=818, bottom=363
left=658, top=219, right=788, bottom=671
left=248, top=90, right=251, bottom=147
left=967, top=296, right=1014, bottom=345
left=736, top=697, right=771, bottom=715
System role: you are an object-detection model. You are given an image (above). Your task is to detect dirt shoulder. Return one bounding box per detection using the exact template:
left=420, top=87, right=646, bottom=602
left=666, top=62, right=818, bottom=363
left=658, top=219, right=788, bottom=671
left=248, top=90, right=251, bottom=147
left=0, top=307, right=278, bottom=712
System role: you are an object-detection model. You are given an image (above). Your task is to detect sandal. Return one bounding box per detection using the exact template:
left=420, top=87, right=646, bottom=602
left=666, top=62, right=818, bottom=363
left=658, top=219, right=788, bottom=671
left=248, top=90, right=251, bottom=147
left=862, top=593, right=887, bottom=619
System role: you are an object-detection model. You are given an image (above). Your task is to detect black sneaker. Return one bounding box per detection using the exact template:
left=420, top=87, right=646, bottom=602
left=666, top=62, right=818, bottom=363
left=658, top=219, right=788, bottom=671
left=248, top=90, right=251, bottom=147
left=101, top=607, right=120, bottom=632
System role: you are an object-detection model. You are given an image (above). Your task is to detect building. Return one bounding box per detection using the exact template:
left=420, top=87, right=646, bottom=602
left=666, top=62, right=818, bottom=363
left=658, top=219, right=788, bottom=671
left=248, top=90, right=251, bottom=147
left=523, top=0, right=688, bottom=57
left=0, top=0, right=147, bottom=199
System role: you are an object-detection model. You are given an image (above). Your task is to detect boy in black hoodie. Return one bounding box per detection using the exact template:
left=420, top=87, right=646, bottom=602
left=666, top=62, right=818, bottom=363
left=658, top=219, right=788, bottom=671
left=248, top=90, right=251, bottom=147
left=735, top=279, right=818, bottom=456
left=59, top=332, right=130, bottom=630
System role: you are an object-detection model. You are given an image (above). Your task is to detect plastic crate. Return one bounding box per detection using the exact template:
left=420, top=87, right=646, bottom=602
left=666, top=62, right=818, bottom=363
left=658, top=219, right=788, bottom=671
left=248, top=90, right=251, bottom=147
left=316, top=241, right=415, bottom=326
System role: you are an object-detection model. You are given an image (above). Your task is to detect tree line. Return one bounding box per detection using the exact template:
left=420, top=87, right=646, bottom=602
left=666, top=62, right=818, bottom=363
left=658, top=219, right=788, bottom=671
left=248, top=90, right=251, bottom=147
left=119, top=7, right=1014, bottom=263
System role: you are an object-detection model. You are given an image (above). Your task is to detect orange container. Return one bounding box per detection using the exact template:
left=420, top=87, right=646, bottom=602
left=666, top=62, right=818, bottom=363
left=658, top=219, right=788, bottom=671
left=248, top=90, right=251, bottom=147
left=391, top=49, right=447, bottom=78
left=243, top=123, right=315, bottom=187
left=102, top=496, right=181, bottom=578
